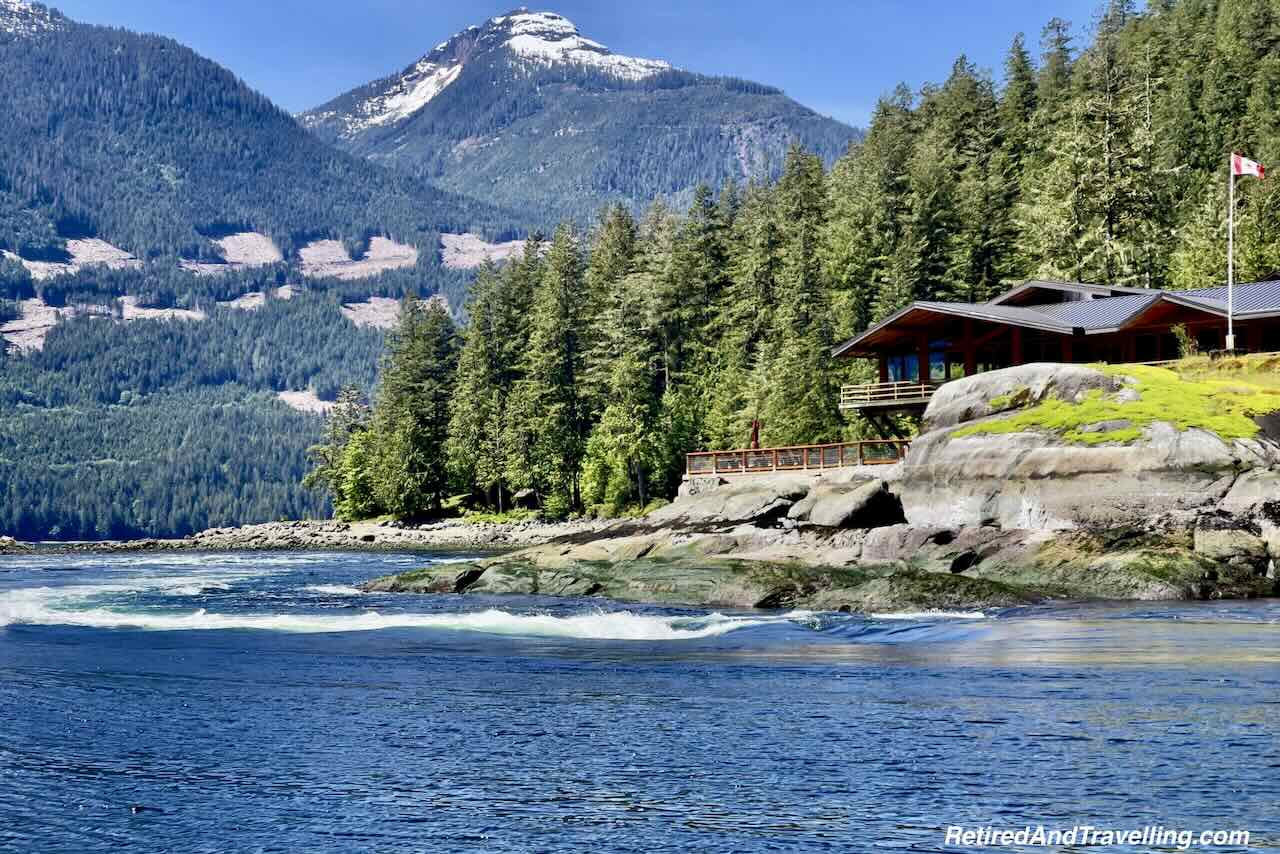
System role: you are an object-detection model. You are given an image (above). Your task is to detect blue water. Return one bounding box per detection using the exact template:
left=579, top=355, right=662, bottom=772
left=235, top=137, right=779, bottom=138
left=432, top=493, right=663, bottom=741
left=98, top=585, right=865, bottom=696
left=1, top=552, right=1277, bottom=853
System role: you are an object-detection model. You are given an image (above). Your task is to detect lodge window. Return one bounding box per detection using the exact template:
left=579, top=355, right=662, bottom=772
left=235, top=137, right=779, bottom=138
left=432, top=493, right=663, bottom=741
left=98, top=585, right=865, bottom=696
left=886, top=353, right=918, bottom=382
left=1024, top=337, right=1062, bottom=363
left=929, top=339, right=952, bottom=382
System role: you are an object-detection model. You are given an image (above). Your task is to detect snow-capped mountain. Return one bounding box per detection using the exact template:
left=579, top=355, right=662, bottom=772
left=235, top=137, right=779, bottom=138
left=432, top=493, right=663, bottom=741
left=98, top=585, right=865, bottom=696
left=302, top=10, right=671, bottom=139
left=0, top=0, right=64, bottom=36
left=501, top=10, right=670, bottom=79
left=301, top=8, right=857, bottom=225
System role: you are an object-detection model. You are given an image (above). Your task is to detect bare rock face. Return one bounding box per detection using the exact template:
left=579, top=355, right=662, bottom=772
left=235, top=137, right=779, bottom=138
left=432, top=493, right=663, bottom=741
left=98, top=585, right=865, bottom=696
left=1219, top=469, right=1280, bottom=515
left=786, top=479, right=901, bottom=528
left=897, top=364, right=1280, bottom=530
left=922, top=362, right=1124, bottom=431
left=0, top=535, right=30, bottom=553
left=647, top=474, right=814, bottom=527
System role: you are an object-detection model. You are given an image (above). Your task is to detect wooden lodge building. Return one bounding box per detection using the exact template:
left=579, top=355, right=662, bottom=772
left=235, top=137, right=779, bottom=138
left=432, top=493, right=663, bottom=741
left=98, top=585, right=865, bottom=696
left=832, top=279, right=1280, bottom=420
left=686, top=277, right=1280, bottom=478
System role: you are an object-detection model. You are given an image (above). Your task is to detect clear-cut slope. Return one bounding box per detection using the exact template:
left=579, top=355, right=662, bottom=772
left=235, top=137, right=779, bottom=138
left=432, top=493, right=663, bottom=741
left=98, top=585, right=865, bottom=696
left=301, top=8, right=858, bottom=224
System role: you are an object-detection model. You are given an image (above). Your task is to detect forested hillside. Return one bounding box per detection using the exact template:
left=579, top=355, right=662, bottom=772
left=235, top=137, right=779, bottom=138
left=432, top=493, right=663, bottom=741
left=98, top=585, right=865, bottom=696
left=302, top=10, right=858, bottom=225
left=0, top=3, right=511, bottom=266
left=0, top=0, right=507, bottom=540
left=0, top=295, right=385, bottom=539
left=307, top=0, right=1280, bottom=523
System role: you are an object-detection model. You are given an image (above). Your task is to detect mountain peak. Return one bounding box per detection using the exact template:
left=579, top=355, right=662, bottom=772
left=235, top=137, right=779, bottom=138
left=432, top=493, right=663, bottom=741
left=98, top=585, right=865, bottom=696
left=0, top=0, right=63, bottom=36
left=301, top=9, right=670, bottom=136
left=486, top=9, right=671, bottom=80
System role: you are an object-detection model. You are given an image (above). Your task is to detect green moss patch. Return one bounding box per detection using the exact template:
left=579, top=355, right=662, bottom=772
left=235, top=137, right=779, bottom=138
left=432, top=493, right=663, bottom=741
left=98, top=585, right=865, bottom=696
left=953, top=364, right=1280, bottom=445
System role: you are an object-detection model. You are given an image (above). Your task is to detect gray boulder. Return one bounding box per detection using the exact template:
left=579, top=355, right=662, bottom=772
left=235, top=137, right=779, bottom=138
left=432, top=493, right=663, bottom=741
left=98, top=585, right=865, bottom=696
left=786, top=479, right=901, bottom=528
left=923, top=362, right=1124, bottom=431
left=647, top=474, right=813, bottom=527
left=1193, top=525, right=1267, bottom=563
left=0, top=535, right=28, bottom=554
left=1219, top=469, right=1280, bottom=515
left=898, top=364, right=1280, bottom=530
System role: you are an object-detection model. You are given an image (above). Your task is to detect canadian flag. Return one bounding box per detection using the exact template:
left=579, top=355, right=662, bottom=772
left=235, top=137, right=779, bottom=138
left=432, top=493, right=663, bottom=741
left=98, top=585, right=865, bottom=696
left=1232, top=153, right=1265, bottom=179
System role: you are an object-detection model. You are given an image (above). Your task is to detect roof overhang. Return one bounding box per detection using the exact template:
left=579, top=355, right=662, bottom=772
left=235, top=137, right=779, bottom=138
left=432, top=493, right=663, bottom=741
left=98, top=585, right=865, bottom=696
left=832, top=302, right=1071, bottom=359
left=831, top=292, right=1243, bottom=359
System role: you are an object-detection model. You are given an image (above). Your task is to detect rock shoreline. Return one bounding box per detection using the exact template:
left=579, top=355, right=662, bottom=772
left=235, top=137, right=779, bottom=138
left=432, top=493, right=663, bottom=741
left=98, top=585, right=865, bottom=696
left=364, top=363, right=1280, bottom=613
left=6, top=518, right=613, bottom=555
left=12, top=364, right=1280, bottom=614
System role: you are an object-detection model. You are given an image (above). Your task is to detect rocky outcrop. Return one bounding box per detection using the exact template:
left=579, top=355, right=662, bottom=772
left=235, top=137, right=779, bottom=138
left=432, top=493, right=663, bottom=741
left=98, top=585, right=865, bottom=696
left=787, top=478, right=901, bottom=528
left=923, top=362, right=1125, bottom=430
left=0, top=535, right=31, bottom=554
left=898, top=364, right=1280, bottom=530
left=184, top=518, right=611, bottom=552
left=9, top=518, right=615, bottom=555
left=365, top=362, right=1280, bottom=610
left=648, top=474, right=813, bottom=526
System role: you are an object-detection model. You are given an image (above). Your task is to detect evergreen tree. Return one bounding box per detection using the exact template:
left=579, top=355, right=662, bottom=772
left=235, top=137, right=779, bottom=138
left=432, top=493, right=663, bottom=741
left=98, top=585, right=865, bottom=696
left=1000, top=33, right=1039, bottom=169
left=446, top=264, right=510, bottom=508
left=303, top=385, right=370, bottom=510
left=517, top=224, right=593, bottom=515
left=823, top=86, right=917, bottom=334
left=757, top=147, right=843, bottom=447
left=369, top=296, right=460, bottom=516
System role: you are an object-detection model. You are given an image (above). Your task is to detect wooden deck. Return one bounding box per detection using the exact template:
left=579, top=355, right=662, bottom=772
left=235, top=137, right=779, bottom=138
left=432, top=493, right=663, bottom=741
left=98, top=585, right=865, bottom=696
left=839, top=381, right=938, bottom=411
left=686, top=440, right=909, bottom=476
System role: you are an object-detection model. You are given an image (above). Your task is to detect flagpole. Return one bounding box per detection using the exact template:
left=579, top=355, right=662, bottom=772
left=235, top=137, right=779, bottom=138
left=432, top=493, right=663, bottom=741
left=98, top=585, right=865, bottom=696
left=1228, top=154, right=1236, bottom=352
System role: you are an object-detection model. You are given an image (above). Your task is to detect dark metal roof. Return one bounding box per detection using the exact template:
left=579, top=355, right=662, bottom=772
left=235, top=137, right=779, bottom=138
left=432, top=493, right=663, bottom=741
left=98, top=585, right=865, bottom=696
left=1180, top=279, right=1280, bottom=314
left=911, top=301, right=1074, bottom=332
left=1028, top=293, right=1160, bottom=330
left=832, top=278, right=1280, bottom=358
left=830, top=300, right=1072, bottom=358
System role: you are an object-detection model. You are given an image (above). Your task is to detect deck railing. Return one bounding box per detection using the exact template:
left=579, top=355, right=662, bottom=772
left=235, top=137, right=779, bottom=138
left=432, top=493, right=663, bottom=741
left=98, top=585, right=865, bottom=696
left=686, top=440, right=910, bottom=476
left=839, top=381, right=939, bottom=410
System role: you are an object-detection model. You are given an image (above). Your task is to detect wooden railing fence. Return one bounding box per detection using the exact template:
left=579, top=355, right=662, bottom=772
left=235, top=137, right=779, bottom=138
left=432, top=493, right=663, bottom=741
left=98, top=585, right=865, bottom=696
left=839, top=381, right=938, bottom=409
left=686, top=440, right=909, bottom=476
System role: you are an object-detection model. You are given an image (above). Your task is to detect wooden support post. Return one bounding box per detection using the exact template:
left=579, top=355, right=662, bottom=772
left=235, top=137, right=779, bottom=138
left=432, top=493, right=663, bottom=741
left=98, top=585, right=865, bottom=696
left=917, top=333, right=930, bottom=385
left=963, top=319, right=977, bottom=377
left=1062, top=335, right=1074, bottom=363
left=878, top=356, right=889, bottom=383
left=1012, top=328, right=1024, bottom=366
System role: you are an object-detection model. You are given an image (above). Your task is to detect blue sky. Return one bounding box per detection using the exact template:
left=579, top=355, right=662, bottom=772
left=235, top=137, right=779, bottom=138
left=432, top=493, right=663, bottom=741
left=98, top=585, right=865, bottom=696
left=52, top=1, right=1105, bottom=125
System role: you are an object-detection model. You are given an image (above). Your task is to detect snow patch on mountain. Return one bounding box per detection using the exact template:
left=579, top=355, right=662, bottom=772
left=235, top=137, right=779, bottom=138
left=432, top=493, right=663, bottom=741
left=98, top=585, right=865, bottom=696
left=278, top=390, right=336, bottom=414
left=497, top=11, right=669, bottom=80
left=361, top=60, right=463, bottom=129
left=0, top=0, right=62, bottom=36
left=181, top=231, right=284, bottom=276
left=302, top=9, right=671, bottom=136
